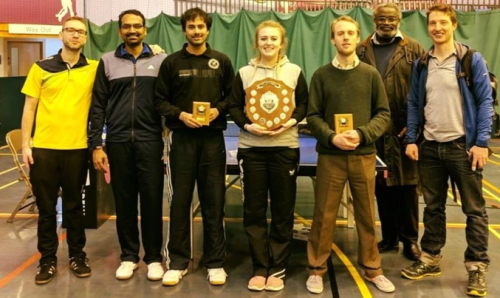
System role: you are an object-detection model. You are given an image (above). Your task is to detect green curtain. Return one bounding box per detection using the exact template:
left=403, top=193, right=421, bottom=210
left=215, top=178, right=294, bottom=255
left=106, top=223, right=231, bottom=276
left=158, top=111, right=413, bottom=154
left=83, top=7, right=500, bottom=86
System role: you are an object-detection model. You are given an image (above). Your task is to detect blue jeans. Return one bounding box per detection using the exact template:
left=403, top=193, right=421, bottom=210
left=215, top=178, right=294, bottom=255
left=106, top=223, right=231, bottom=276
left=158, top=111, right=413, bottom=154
left=418, top=137, right=489, bottom=264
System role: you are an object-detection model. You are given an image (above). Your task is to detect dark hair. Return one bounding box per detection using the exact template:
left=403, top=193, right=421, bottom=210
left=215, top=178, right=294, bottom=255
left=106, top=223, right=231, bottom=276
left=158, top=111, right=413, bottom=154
left=181, top=7, right=212, bottom=32
left=118, top=9, right=146, bottom=28
left=427, top=3, right=457, bottom=25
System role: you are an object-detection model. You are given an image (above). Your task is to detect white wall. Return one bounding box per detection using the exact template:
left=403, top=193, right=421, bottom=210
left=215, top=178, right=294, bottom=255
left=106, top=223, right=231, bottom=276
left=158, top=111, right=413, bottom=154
left=82, top=0, right=176, bottom=25
left=45, top=38, right=61, bottom=57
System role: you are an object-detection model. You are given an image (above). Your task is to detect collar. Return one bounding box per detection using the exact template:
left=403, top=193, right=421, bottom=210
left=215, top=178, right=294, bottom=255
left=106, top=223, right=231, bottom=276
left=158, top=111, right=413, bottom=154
left=119, top=43, right=151, bottom=60
left=371, top=30, right=404, bottom=45
left=428, top=47, right=457, bottom=59
left=332, top=55, right=360, bottom=70
left=181, top=43, right=214, bottom=58
left=55, top=49, right=89, bottom=68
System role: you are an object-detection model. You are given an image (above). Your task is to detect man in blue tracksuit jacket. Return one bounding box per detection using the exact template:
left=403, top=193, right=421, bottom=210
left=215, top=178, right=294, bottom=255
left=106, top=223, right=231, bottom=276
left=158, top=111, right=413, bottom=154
left=89, top=9, right=167, bottom=282
left=401, top=4, right=493, bottom=297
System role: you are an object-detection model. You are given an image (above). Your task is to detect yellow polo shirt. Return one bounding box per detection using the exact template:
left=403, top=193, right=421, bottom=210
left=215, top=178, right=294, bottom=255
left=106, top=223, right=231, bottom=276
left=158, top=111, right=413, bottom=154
left=21, top=52, right=98, bottom=149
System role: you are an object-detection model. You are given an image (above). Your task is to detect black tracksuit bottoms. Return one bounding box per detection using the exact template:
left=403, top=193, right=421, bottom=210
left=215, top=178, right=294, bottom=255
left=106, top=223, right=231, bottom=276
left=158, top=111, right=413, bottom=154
left=237, top=147, right=299, bottom=278
left=30, top=148, right=88, bottom=264
left=106, top=141, right=164, bottom=264
left=166, top=130, right=226, bottom=270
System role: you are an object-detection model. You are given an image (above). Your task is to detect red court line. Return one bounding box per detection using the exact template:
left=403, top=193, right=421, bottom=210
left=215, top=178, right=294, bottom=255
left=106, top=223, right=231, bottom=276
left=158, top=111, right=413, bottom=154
left=0, top=232, right=67, bottom=289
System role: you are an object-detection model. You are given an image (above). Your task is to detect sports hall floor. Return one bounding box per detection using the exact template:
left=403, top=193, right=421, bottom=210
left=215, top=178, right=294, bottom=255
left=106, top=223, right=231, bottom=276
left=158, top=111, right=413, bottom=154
left=0, top=140, right=499, bottom=298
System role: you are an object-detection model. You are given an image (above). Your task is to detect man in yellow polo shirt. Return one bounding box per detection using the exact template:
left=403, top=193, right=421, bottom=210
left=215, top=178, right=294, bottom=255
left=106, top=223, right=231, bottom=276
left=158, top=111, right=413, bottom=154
left=21, top=16, right=97, bottom=285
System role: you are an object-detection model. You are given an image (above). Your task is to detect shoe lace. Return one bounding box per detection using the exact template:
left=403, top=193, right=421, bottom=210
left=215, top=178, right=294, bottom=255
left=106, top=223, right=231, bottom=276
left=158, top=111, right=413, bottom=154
left=309, top=275, right=321, bottom=285
left=411, top=260, right=428, bottom=272
left=208, top=268, right=225, bottom=277
left=38, top=262, right=55, bottom=273
left=376, top=275, right=390, bottom=283
left=72, top=258, right=88, bottom=268
left=468, top=270, right=485, bottom=286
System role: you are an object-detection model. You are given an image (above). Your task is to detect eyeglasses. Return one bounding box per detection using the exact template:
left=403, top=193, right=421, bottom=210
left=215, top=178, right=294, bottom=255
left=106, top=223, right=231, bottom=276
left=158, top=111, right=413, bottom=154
left=375, top=16, right=399, bottom=23
left=63, top=27, right=87, bottom=36
left=121, top=24, right=144, bottom=30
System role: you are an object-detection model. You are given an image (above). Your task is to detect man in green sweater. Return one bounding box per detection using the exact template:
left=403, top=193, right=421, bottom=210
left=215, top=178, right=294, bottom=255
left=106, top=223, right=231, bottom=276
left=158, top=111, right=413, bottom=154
left=305, top=16, right=393, bottom=294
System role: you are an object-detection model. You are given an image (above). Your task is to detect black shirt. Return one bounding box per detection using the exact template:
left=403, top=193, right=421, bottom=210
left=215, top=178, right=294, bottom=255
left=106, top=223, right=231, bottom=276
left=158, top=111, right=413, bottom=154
left=154, top=43, right=235, bottom=131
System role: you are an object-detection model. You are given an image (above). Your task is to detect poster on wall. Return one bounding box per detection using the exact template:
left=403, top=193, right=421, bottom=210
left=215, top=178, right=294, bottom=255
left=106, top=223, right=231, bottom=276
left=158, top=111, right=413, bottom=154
left=0, top=0, right=78, bottom=25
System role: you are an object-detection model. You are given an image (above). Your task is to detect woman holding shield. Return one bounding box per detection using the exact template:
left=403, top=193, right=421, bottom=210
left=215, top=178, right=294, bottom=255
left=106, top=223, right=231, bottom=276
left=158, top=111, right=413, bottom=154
left=228, top=20, right=308, bottom=292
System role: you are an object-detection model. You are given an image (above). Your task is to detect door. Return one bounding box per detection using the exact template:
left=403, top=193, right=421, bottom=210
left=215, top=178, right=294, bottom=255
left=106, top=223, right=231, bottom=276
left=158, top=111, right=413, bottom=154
left=7, top=41, right=43, bottom=77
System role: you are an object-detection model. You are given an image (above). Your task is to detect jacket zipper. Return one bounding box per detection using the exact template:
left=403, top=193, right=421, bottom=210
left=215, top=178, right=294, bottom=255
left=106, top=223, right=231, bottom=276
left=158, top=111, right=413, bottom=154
left=132, top=62, right=137, bottom=141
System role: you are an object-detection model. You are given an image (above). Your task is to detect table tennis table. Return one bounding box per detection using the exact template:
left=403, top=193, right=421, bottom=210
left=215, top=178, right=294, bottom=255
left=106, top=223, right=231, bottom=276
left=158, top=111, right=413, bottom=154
left=189, top=122, right=387, bottom=258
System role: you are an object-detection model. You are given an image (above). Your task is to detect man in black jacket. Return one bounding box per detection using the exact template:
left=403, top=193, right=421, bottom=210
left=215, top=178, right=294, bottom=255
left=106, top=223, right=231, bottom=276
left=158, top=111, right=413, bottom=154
left=89, top=9, right=167, bottom=281
left=356, top=3, right=424, bottom=261
left=154, top=7, right=235, bottom=287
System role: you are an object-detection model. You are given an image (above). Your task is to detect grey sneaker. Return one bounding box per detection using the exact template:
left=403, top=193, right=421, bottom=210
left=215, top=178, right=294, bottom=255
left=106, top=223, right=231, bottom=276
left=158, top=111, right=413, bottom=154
left=401, top=260, right=441, bottom=280
left=365, top=274, right=395, bottom=293
left=466, top=264, right=487, bottom=297
left=306, top=275, right=323, bottom=294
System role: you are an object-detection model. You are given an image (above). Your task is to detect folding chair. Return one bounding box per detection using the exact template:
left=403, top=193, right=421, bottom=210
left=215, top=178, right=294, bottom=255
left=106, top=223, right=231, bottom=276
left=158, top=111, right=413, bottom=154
left=5, top=129, right=36, bottom=223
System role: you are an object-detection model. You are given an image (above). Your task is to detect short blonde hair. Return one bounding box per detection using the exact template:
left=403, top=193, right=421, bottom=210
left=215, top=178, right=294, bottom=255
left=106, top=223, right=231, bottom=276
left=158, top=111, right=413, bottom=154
left=63, top=16, right=87, bottom=28
left=330, top=16, right=360, bottom=39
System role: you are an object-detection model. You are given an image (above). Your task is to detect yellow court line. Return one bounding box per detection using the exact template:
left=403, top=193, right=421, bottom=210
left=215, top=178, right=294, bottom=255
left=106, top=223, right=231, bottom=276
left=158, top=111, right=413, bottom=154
left=493, top=153, right=500, bottom=159
left=331, top=243, right=373, bottom=298
left=0, top=180, right=19, bottom=190
left=4, top=213, right=500, bottom=229
left=293, top=212, right=372, bottom=298
left=489, top=226, right=500, bottom=241
left=483, top=179, right=500, bottom=196
left=0, top=167, right=17, bottom=175
left=487, top=159, right=500, bottom=166
left=483, top=187, right=500, bottom=203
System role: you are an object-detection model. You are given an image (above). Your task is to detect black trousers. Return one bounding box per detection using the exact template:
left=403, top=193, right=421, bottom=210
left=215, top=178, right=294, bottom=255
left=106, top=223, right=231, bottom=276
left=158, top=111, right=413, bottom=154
left=166, top=130, right=226, bottom=270
left=30, top=148, right=88, bottom=263
left=237, top=148, right=299, bottom=278
left=375, top=182, right=419, bottom=245
left=107, top=141, right=164, bottom=264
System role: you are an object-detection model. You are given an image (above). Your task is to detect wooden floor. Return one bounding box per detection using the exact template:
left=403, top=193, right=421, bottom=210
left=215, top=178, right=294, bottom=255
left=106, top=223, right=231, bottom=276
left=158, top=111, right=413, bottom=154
left=0, top=145, right=500, bottom=298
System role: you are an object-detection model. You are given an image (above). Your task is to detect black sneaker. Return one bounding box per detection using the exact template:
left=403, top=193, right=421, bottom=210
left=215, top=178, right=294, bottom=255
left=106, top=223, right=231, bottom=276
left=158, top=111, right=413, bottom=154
left=466, top=265, right=487, bottom=297
left=401, top=260, right=441, bottom=280
left=35, top=261, right=57, bottom=285
left=69, top=257, right=92, bottom=278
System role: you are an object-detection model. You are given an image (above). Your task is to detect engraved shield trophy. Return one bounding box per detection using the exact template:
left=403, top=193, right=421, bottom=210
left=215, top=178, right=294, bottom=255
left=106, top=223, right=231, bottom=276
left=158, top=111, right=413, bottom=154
left=244, top=77, right=294, bottom=130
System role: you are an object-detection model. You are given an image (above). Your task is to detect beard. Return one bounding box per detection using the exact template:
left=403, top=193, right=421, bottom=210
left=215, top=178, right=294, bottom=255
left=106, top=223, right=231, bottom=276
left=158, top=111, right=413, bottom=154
left=375, top=25, right=398, bottom=40
left=124, top=33, right=143, bottom=47
left=63, top=39, right=83, bottom=52
left=187, top=34, right=207, bottom=47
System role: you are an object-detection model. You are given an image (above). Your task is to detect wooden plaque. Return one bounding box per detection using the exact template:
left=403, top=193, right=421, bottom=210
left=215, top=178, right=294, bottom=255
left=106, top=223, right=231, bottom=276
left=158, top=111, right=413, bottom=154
left=334, top=114, right=353, bottom=134
left=193, top=101, right=210, bottom=126
left=245, top=77, right=294, bottom=130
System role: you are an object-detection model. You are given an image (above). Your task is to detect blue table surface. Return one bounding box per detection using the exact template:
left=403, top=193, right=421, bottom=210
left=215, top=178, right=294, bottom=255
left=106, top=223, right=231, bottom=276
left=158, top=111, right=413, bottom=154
left=224, top=136, right=386, bottom=168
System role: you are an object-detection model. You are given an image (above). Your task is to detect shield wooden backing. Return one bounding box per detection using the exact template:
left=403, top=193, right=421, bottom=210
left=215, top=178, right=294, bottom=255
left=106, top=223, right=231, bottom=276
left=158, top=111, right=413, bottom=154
left=244, top=77, right=294, bottom=130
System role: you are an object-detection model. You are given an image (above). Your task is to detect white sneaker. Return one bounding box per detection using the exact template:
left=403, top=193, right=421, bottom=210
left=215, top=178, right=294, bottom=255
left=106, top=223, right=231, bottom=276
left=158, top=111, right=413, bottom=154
left=306, top=275, right=323, bottom=294
left=207, top=268, right=227, bottom=285
left=147, top=262, right=164, bottom=281
left=162, top=269, right=187, bottom=286
left=115, top=261, right=138, bottom=280
left=365, top=274, right=395, bottom=293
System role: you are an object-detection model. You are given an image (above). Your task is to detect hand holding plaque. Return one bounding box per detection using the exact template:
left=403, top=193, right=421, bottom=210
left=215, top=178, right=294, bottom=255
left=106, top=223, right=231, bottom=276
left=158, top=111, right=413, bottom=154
left=334, top=114, right=353, bottom=134
left=193, top=102, right=210, bottom=126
